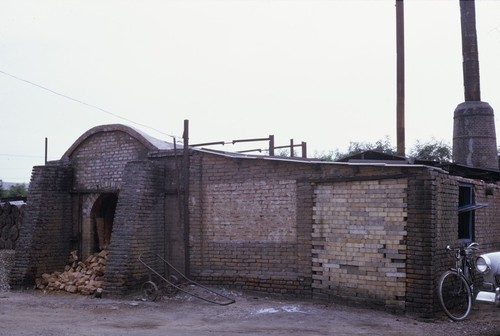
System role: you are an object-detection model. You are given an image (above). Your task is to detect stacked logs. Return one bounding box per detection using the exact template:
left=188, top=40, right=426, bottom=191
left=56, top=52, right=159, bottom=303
left=36, top=250, right=108, bottom=296
left=0, top=202, right=24, bottom=250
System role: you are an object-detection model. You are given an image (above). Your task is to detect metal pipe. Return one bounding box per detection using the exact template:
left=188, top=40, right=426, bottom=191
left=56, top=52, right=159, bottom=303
left=232, top=137, right=270, bottom=144
left=190, top=141, right=225, bottom=147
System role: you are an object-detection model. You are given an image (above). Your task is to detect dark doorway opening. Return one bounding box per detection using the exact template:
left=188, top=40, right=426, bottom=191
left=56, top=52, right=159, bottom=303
left=91, top=193, right=118, bottom=252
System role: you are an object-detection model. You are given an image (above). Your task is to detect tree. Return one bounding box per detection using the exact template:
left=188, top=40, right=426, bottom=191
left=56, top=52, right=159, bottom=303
left=313, top=137, right=452, bottom=163
left=0, top=181, right=5, bottom=198
left=3, top=184, right=28, bottom=198
left=323, top=136, right=397, bottom=161
left=408, top=138, right=452, bottom=162
left=344, top=136, right=397, bottom=157
left=313, top=150, right=337, bottom=161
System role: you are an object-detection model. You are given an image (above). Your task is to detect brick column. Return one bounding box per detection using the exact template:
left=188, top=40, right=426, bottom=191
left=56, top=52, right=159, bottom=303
left=103, top=160, right=165, bottom=295
left=10, top=164, right=73, bottom=288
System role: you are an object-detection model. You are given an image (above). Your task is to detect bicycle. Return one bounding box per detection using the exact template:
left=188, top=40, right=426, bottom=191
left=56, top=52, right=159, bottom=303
left=437, top=242, right=479, bottom=321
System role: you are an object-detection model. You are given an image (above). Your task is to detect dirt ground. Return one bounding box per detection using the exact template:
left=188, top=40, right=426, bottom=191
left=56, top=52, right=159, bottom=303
left=0, top=288, right=499, bottom=336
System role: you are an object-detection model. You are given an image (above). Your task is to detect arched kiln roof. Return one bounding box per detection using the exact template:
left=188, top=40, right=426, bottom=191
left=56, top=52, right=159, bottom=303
left=62, top=124, right=180, bottom=159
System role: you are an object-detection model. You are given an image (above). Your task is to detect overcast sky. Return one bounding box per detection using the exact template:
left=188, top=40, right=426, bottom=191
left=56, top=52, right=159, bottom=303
left=2, top=0, right=500, bottom=183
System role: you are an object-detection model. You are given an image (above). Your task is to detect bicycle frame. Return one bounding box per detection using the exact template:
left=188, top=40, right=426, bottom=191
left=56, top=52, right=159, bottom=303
left=448, top=243, right=477, bottom=286
left=438, top=242, right=479, bottom=321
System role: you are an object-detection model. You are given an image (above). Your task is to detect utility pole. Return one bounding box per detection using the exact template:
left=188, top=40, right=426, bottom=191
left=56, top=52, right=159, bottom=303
left=396, top=0, right=405, bottom=156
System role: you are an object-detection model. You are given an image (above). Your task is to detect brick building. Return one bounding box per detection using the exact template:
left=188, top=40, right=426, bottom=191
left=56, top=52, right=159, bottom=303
left=10, top=124, right=500, bottom=317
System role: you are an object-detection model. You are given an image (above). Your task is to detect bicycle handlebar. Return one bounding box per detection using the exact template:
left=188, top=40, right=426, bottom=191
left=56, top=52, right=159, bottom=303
left=445, top=242, right=479, bottom=259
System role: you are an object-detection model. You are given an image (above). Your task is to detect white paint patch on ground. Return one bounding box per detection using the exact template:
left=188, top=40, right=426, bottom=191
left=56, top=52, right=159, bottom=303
left=253, top=305, right=306, bottom=315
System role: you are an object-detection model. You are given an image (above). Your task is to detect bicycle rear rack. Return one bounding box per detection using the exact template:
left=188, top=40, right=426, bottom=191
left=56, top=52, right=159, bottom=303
left=138, top=251, right=235, bottom=306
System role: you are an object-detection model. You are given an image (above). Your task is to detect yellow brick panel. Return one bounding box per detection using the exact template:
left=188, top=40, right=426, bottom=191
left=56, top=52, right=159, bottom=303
left=312, top=178, right=408, bottom=306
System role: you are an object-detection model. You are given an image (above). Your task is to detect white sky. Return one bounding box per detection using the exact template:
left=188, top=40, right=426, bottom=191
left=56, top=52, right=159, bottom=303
left=1, top=0, right=500, bottom=183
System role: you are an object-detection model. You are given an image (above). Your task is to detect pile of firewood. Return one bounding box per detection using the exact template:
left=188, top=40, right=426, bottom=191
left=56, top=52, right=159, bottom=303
left=36, top=250, right=108, bottom=296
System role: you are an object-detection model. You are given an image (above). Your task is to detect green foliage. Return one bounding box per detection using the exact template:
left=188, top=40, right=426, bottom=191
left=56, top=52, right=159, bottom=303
left=313, top=150, right=337, bottom=161
left=344, top=136, right=397, bottom=157
left=314, top=136, right=452, bottom=163
left=320, top=136, right=396, bottom=161
left=277, top=149, right=298, bottom=157
left=0, top=183, right=28, bottom=199
left=408, top=138, right=452, bottom=162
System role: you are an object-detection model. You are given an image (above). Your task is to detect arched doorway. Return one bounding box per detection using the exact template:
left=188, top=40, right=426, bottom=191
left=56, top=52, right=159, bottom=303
left=91, top=194, right=117, bottom=252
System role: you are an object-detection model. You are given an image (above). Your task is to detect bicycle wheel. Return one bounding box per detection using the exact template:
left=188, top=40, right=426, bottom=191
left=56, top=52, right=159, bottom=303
left=438, top=270, right=473, bottom=321
left=142, top=281, right=159, bottom=301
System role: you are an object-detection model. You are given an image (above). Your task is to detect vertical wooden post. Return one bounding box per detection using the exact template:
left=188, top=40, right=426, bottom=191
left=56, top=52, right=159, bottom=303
left=396, top=0, right=405, bottom=156
left=301, top=142, right=307, bottom=158
left=269, top=135, right=275, bottom=156
left=44, top=137, right=48, bottom=165
left=290, top=139, right=294, bottom=157
left=183, top=119, right=190, bottom=276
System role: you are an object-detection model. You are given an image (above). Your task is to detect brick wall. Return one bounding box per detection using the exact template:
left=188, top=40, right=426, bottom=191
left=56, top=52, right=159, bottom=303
left=187, top=153, right=500, bottom=314
left=189, top=152, right=314, bottom=295
left=68, top=128, right=149, bottom=191
left=405, top=169, right=441, bottom=316
left=311, top=177, right=408, bottom=311
left=103, top=160, right=166, bottom=295
left=10, top=164, right=73, bottom=287
left=471, top=179, right=500, bottom=251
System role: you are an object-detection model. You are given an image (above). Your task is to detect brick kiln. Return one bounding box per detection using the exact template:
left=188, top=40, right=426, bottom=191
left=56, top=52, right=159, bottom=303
left=10, top=124, right=184, bottom=294
left=9, top=123, right=500, bottom=318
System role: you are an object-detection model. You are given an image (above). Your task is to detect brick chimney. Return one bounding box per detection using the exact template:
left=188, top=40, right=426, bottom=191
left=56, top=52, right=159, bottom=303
left=453, top=0, right=498, bottom=170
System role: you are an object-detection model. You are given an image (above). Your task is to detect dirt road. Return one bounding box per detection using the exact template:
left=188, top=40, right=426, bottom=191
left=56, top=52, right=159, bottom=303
left=0, top=289, right=499, bottom=336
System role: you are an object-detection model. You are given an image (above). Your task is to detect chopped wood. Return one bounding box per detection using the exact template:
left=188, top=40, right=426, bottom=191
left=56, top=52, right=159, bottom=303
left=36, top=250, right=108, bottom=296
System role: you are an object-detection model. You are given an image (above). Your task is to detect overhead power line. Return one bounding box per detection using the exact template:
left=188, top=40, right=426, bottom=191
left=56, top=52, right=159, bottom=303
left=0, top=153, right=45, bottom=159
left=0, top=69, right=180, bottom=140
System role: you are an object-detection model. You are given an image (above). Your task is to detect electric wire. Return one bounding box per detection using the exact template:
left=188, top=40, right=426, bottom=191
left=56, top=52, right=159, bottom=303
left=0, top=69, right=182, bottom=141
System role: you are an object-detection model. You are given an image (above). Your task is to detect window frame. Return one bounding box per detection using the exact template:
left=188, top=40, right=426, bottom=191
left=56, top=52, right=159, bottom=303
left=458, top=184, right=475, bottom=243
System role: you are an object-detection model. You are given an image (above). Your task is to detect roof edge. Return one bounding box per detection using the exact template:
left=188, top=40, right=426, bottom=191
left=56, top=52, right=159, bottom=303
left=61, top=124, right=172, bottom=160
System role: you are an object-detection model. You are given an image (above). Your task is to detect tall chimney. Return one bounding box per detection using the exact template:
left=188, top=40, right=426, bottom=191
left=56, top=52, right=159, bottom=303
left=453, top=0, right=498, bottom=170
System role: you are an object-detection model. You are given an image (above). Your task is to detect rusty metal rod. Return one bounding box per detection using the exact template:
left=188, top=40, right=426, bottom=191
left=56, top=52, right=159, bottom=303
left=232, top=136, right=271, bottom=144
left=273, top=144, right=304, bottom=149
left=190, top=141, right=225, bottom=147
left=237, top=148, right=262, bottom=153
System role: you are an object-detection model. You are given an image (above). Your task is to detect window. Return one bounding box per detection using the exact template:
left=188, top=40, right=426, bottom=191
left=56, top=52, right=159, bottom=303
left=458, top=184, right=474, bottom=242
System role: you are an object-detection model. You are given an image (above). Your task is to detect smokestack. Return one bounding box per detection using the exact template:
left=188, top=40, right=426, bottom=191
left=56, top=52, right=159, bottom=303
left=453, top=0, right=498, bottom=170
